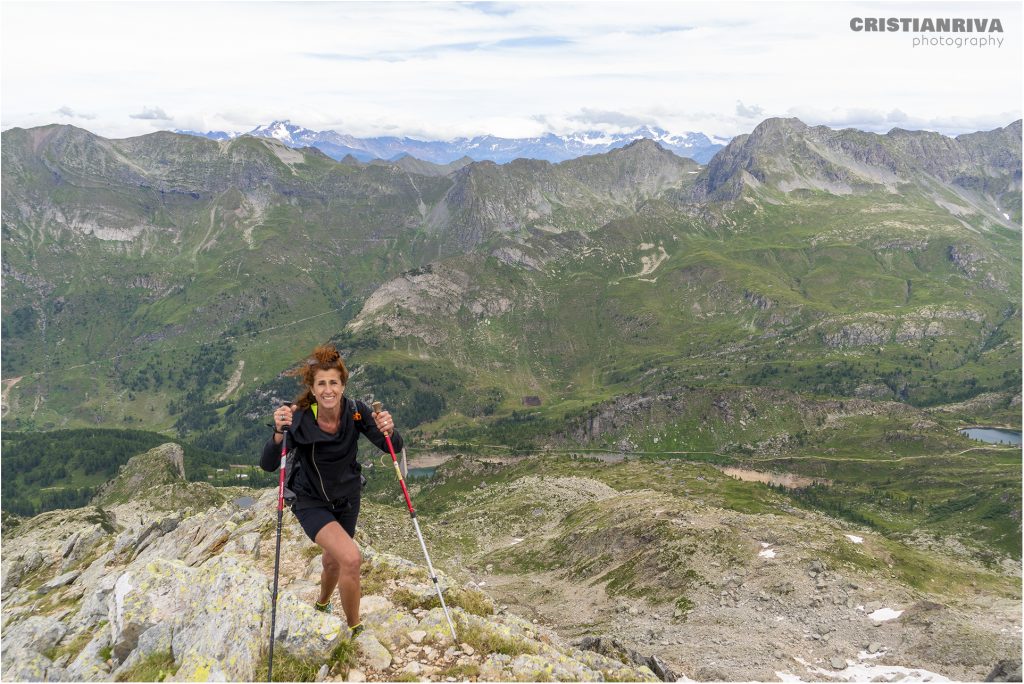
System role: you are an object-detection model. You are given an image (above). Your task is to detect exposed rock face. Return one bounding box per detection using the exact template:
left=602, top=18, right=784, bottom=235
left=91, top=443, right=189, bottom=507
left=817, top=306, right=987, bottom=348
left=0, top=444, right=662, bottom=683
left=691, top=117, right=1021, bottom=224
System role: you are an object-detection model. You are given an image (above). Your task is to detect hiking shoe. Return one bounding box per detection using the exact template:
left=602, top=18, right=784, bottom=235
left=349, top=623, right=364, bottom=639
left=314, top=600, right=332, bottom=614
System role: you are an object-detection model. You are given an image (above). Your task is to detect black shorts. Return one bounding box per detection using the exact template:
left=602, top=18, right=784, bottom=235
left=292, top=498, right=360, bottom=542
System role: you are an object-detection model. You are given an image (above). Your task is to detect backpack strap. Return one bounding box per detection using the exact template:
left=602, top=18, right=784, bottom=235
left=349, top=398, right=366, bottom=432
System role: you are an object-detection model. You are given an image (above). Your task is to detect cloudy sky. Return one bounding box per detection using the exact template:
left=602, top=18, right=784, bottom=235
left=2, top=1, right=1020, bottom=140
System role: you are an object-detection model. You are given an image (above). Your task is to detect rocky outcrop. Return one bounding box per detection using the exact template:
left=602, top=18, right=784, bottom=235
left=691, top=117, right=1021, bottom=222
left=92, top=443, right=187, bottom=507
left=0, top=445, right=662, bottom=683
left=817, top=306, right=987, bottom=348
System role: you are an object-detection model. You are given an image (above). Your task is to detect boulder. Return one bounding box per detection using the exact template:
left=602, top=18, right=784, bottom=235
left=107, top=554, right=269, bottom=680
left=363, top=611, right=418, bottom=651
left=271, top=592, right=347, bottom=662
left=416, top=608, right=457, bottom=646
left=359, top=595, right=394, bottom=616
left=60, top=524, right=108, bottom=571
left=1, top=651, right=69, bottom=682
left=2, top=615, right=68, bottom=654
left=985, top=659, right=1023, bottom=682
left=355, top=631, right=393, bottom=671
left=36, top=570, right=83, bottom=596
left=1, top=549, right=45, bottom=595
left=66, top=629, right=113, bottom=680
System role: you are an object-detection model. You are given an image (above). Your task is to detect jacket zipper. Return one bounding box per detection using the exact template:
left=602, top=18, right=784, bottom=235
left=310, top=443, right=330, bottom=502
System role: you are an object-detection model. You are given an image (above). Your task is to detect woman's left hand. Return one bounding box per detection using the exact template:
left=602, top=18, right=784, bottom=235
left=374, top=409, right=395, bottom=435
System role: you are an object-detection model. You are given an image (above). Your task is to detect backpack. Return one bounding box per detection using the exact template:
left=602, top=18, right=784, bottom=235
left=282, top=398, right=366, bottom=509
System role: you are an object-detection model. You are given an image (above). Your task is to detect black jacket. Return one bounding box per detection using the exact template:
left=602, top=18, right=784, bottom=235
left=260, top=398, right=403, bottom=506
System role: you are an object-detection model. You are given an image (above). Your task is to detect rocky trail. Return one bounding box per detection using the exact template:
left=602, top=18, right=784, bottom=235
left=1, top=443, right=1021, bottom=682
left=0, top=445, right=663, bottom=682
left=387, top=461, right=1023, bottom=683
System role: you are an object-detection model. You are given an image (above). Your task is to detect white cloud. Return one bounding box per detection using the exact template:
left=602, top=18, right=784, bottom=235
left=55, top=105, right=96, bottom=120
left=736, top=101, right=765, bottom=119
left=1, top=2, right=1019, bottom=140
left=129, top=106, right=172, bottom=121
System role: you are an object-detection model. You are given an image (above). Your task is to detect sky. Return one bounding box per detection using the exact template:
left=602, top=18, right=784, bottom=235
left=1, top=1, right=1021, bottom=141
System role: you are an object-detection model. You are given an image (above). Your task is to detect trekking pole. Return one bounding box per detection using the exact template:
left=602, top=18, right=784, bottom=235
left=268, top=429, right=288, bottom=682
left=373, top=401, right=458, bottom=642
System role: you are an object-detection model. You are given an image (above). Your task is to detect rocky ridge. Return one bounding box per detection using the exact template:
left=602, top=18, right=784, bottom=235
left=0, top=444, right=662, bottom=682
left=404, top=456, right=1022, bottom=683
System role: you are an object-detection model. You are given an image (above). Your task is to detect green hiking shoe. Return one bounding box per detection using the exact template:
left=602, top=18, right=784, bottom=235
left=314, top=600, right=332, bottom=614
left=349, top=623, right=364, bottom=639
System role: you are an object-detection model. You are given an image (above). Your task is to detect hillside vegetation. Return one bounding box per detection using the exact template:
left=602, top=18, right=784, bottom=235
left=2, top=119, right=1020, bottom=559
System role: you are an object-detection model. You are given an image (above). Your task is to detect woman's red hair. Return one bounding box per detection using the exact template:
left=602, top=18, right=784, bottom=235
left=291, top=343, right=349, bottom=409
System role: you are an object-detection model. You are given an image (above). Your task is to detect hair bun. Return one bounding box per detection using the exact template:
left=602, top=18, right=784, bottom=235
left=312, top=344, right=341, bottom=364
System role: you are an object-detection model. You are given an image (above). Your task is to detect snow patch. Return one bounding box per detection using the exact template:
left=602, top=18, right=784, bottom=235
left=845, top=534, right=864, bottom=544
left=782, top=657, right=951, bottom=683
left=868, top=608, right=903, bottom=622
left=758, top=547, right=776, bottom=559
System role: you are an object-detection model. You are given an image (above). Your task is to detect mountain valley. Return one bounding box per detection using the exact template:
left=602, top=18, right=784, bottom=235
left=1, top=116, right=1021, bottom=680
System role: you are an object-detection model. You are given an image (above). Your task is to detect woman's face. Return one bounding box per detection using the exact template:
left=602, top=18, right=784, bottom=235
left=312, top=369, right=344, bottom=410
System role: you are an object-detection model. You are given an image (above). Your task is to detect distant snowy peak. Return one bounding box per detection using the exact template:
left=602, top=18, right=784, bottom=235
left=177, top=122, right=727, bottom=164
left=173, top=129, right=238, bottom=141
left=249, top=120, right=320, bottom=145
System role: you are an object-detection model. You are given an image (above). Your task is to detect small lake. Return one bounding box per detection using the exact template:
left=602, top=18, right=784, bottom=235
left=718, top=467, right=831, bottom=490
left=407, top=466, right=437, bottom=479
left=233, top=496, right=256, bottom=509
left=960, top=428, right=1022, bottom=446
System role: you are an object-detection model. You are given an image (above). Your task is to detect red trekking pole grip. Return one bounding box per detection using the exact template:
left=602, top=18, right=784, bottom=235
left=276, top=430, right=288, bottom=512
left=373, top=401, right=416, bottom=516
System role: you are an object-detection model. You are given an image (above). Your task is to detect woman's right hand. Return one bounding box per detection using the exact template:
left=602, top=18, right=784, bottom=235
left=272, top=404, right=298, bottom=443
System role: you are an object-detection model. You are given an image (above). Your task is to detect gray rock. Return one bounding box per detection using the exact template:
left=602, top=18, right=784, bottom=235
left=108, top=554, right=270, bottom=680
left=868, top=642, right=882, bottom=654
left=36, top=569, right=82, bottom=595
left=401, top=661, right=424, bottom=676
left=2, top=615, right=68, bottom=654
left=360, top=595, right=394, bottom=616
left=364, top=610, right=417, bottom=650
left=224, top=532, right=261, bottom=558
left=111, top=623, right=174, bottom=679
left=73, top=571, right=117, bottom=629
left=479, top=654, right=512, bottom=681
left=60, top=524, right=108, bottom=571
left=355, top=632, right=392, bottom=671
left=984, top=659, right=1023, bottom=682
left=576, top=636, right=677, bottom=681
left=270, top=592, right=347, bottom=662
left=1, top=651, right=70, bottom=682
left=1, top=549, right=45, bottom=595
left=66, top=629, right=113, bottom=680
left=830, top=657, right=848, bottom=670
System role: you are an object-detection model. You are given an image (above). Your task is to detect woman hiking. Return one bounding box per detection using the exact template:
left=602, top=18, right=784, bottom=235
left=261, top=343, right=402, bottom=637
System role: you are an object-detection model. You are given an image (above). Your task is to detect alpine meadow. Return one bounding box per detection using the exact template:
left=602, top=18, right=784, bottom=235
left=1, top=118, right=1021, bottom=682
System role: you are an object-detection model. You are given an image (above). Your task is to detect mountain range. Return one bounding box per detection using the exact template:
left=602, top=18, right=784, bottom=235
left=1, top=113, right=1021, bottom=684
left=176, top=120, right=726, bottom=164
left=1, top=117, right=1021, bottom=559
